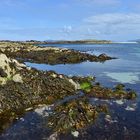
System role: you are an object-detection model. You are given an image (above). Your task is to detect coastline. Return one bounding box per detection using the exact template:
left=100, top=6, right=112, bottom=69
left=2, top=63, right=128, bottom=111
left=0, top=41, right=137, bottom=137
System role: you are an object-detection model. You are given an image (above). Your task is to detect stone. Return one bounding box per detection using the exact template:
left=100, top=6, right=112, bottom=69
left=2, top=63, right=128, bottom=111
left=12, top=74, right=23, bottom=83
left=71, top=131, right=79, bottom=137
left=69, top=79, right=80, bottom=90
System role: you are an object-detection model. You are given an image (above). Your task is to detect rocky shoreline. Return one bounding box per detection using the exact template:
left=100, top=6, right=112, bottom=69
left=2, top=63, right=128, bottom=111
left=0, top=42, right=137, bottom=136
left=0, top=42, right=115, bottom=65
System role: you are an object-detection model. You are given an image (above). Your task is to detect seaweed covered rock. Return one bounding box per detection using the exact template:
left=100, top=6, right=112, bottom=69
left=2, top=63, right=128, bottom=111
left=71, top=76, right=137, bottom=100
left=0, top=42, right=115, bottom=65
left=88, top=84, right=137, bottom=100
left=48, top=98, right=108, bottom=134
left=98, top=53, right=112, bottom=60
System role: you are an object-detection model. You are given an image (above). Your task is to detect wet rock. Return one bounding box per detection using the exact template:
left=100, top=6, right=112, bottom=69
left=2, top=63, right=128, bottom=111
left=48, top=132, right=58, bottom=140
left=98, top=53, right=112, bottom=61
left=114, top=100, right=124, bottom=105
left=88, top=84, right=137, bottom=100
left=71, top=131, right=79, bottom=137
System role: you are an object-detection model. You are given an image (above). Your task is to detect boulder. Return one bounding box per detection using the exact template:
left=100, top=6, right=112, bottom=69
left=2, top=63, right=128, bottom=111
left=0, top=53, right=24, bottom=84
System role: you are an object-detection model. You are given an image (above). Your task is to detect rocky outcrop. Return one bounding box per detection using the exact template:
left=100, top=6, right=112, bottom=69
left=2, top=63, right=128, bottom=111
left=0, top=53, right=25, bottom=84
left=0, top=42, right=115, bottom=65
left=0, top=53, right=77, bottom=114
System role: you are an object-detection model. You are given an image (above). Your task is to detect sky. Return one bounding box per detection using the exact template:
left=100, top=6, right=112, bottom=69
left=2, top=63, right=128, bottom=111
left=0, top=0, right=140, bottom=41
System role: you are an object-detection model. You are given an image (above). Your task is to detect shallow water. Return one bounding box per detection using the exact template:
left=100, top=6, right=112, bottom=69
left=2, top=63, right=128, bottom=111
left=1, top=43, right=140, bottom=140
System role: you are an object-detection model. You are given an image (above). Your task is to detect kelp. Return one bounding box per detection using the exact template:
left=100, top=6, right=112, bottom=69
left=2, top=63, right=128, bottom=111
left=48, top=98, right=108, bottom=134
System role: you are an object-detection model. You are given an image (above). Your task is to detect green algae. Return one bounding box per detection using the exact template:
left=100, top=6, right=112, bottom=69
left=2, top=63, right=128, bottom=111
left=80, top=82, right=92, bottom=92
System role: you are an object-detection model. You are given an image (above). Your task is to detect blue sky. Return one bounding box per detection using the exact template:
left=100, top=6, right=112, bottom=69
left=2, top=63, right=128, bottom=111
left=0, top=0, right=140, bottom=41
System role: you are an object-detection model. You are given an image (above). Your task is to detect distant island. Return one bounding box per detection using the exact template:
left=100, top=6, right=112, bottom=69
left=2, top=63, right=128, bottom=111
left=43, top=39, right=112, bottom=44
left=0, top=39, right=112, bottom=44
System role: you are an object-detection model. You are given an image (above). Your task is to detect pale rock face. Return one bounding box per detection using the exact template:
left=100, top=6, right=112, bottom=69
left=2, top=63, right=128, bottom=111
left=0, top=53, right=24, bottom=84
left=48, top=132, right=58, bottom=140
left=71, top=131, right=79, bottom=137
left=69, top=79, right=80, bottom=90
left=12, top=59, right=26, bottom=70
left=13, top=74, right=23, bottom=83
left=51, top=73, right=57, bottom=78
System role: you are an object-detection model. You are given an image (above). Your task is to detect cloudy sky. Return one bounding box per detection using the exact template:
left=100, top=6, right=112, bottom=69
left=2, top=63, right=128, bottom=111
left=0, top=0, right=140, bottom=41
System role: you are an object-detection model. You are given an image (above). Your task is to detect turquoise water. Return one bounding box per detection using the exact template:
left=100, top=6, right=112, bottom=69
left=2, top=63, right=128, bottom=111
left=1, top=43, right=140, bottom=140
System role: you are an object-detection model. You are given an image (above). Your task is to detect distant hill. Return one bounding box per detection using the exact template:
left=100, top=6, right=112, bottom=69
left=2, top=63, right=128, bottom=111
left=45, top=39, right=112, bottom=44
left=0, top=39, right=113, bottom=45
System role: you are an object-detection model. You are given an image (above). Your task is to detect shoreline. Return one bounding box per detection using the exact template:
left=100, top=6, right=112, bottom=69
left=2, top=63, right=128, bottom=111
left=0, top=42, right=137, bottom=137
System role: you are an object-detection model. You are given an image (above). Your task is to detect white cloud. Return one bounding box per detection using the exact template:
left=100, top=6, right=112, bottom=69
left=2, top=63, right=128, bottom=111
left=58, top=13, right=140, bottom=40
left=81, top=13, right=140, bottom=37
left=84, top=13, right=140, bottom=25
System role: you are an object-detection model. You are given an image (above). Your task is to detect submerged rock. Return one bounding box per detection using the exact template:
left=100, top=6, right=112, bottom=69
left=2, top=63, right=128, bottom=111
left=71, top=131, right=79, bottom=137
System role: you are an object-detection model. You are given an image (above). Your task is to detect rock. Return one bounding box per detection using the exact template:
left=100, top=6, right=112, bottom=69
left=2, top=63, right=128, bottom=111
left=125, top=105, right=136, bottom=111
left=115, top=100, right=124, bottom=105
left=0, top=53, right=25, bottom=84
left=105, top=115, right=118, bottom=123
left=71, top=131, right=79, bottom=137
left=48, top=132, right=58, bottom=140
left=12, top=74, right=23, bottom=83
left=34, top=105, right=52, bottom=117
left=98, top=53, right=111, bottom=60
left=51, top=73, right=57, bottom=78
left=69, top=79, right=80, bottom=90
